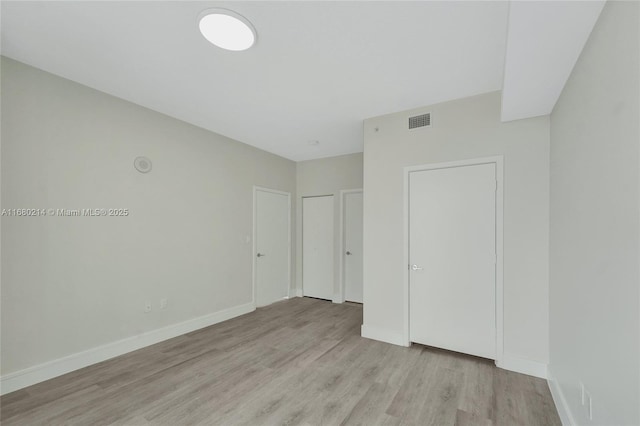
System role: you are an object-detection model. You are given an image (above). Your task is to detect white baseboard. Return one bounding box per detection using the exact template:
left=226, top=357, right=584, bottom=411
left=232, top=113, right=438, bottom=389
left=361, top=324, right=408, bottom=347
left=332, top=293, right=344, bottom=304
left=289, top=288, right=303, bottom=297
left=0, top=302, right=255, bottom=395
left=497, top=353, right=548, bottom=379
left=548, top=371, right=576, bottom=426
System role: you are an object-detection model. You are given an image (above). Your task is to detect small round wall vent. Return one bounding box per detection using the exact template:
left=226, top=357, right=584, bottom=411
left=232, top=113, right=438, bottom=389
left=134, top=157, right=152, bottom=173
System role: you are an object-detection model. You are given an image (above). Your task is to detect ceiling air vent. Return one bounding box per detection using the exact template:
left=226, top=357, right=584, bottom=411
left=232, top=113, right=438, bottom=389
left=408, top=113, right=431, bottom=129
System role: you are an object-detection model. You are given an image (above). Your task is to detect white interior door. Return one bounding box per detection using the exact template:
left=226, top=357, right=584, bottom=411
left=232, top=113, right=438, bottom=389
left=409, top=163, right=496, bottom=359
left=255, top=189, right=290, bottom=307
left=344, top=192, right=363, bottom=303
left=303, top=196, right=334, bottom=300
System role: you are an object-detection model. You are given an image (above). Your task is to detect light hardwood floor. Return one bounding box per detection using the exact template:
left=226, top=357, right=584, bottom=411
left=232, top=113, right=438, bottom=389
left=0, top=297, right=560, bottom=425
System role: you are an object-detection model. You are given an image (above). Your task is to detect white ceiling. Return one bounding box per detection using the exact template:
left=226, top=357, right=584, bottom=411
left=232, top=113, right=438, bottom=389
left=501, top=0, right=605, bottom=122
left=1, top=1, right=602, bottom=161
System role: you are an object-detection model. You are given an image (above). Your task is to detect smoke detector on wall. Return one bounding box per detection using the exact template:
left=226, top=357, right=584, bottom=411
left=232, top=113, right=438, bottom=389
left=134, top=157, right=152, bottom=173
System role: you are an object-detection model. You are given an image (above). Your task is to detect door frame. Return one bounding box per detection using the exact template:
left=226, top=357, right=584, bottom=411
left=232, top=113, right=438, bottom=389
left=252, top=186, right=292, bottom=307
left=402, top=156, right=504, bottom=365
left=337, top=189, right=364, bottom=304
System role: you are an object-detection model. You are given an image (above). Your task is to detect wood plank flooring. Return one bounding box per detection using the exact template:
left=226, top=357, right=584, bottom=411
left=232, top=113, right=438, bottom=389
left=0, top=297, right=561, bottom=426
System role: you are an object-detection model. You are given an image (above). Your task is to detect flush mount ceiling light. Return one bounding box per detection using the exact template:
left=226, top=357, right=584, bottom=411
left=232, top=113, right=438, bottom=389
left=198, top=9, right=256, bottom=51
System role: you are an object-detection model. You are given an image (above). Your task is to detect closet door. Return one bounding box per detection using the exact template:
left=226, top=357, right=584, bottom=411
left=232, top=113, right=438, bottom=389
left=255, top=188, right=290, bottom=307
left=303, top=196, right=334, bottom=300
left=409, top=163, right=496, bottom=359
left=344, top=191, right=363, bottom=303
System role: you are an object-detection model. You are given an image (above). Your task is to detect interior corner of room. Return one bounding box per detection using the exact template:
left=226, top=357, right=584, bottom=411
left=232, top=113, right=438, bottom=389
left=1, top=1, right=639, bottom=425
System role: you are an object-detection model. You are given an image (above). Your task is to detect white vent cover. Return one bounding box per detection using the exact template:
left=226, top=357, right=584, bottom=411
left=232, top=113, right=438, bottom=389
left=408, top=113, right=431, bottom=129
left=134, top=156, right=152, bottom=173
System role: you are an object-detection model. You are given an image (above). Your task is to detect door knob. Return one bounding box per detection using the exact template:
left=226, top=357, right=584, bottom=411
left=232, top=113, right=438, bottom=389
left=257, top=253, right=266, bottom=257
left=346, top=251, right=352, bottom=255
left=411, top=264, right=423, bottom=271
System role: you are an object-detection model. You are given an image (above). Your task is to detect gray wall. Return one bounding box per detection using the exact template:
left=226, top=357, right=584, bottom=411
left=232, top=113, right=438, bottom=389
left=1, top=57, right=296, bottom=374
left=549, top=1, right=640, bottom=424
left=295, top=153, right=363, bottom=298
left=362, top=91, right=551, bottom=368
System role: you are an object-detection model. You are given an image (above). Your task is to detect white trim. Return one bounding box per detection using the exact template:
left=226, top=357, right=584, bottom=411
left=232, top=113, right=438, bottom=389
left=288, top=288, right=303, bottom=298
left=0, top=302, right=255, bottom=395
left=338, top=188, right=363, bottom=304
left=361, top=324, right=408, bottom=347
left=402, top=156, right=504, bottom=365
left=402, top=169, right=411, bottom=345
left=548, top=372, right=576, bottom=426
left=497, top=353, right=548, bottom=379
left=252, top=186, right=292, bottom=308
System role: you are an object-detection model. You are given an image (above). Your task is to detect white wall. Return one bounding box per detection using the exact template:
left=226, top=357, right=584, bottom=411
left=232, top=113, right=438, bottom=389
left=296, top=153, right=363, bottom=299
left=362, top=91, right=550, bottom=373
left=549, top=1, right=640, bottom=425
left=1, top=58, right=296, bottom=379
